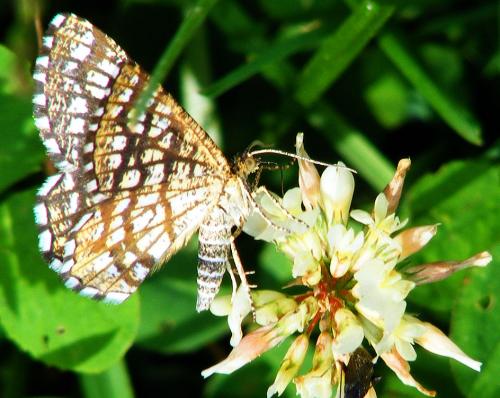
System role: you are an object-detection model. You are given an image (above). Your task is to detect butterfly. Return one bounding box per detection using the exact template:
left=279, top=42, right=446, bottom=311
left=33, top=13, right=307, bottom=310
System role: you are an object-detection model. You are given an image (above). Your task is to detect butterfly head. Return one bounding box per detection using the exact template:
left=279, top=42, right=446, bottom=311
left=232, top=151, right=260, bottom=179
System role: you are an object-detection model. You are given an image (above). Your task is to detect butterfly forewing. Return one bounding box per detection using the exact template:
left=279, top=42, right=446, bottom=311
left=34, top=13, right=232, bottom=304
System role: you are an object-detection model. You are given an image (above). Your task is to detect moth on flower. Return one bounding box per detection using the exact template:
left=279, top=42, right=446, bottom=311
left=202, top=133, right=492, bottom=398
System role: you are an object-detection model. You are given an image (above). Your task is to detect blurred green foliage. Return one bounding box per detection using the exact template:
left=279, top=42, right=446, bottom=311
left=0, top=0, right=498, bottom=397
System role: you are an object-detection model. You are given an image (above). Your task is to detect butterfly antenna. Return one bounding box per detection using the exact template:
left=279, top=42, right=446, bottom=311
left=249, top=148, right=356, bottom=172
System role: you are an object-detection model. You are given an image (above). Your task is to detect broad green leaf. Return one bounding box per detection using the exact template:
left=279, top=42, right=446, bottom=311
left=0, top=189, right=140, bottom=373
left=0, top=94, right=44, bottom=194
left=79, top=359, right=135, bottom=398
left=135, top=241, right=228, bottom=353
left=0, top=44, right=31, bottom=95
left=403, top=159, right=499, bottom=319
left=451, top=244, right=500, bottom=398
left=0, top=45, right=45, bottom=194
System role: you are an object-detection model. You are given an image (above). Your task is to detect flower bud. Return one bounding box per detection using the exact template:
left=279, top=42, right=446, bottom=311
left=383, top=158, right=411, bottom=214
left=267, top=334, right=309, bottom=397
left=320, top=164, right=354, bottom=225
left=255, top=297, right=298, bottom=326
left=296, top=133, right=321, bottom=210
left=406, top=251, right=492, bottom=285
left=294, top=332, right=334, bottom=398
left=394, top=225, right=438, bottom=261
left=332, top=309, right=364, bottom=356
left=202, top=324, right=281, bottom=377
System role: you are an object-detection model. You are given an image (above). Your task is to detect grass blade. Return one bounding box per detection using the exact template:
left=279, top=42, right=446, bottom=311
left=79, top=359, right=134, bottom=398
left=131, top=0, right=219, bottom=122
left=378, top=31, right=482, bottom=145
left=203, top=26, right=324, bottom=98
left=295, top=0, right=394, bottom=106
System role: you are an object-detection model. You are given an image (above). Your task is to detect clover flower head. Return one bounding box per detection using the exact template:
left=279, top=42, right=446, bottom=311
left=203, top=135, right=491, bottom=397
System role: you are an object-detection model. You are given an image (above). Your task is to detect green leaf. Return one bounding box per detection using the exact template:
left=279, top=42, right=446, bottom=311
left=79, top=359, right=135, bottom=398
left=0, top=94, right=44, bottom=194
left=295, top=0, right=394, bottom=106
left=404, top=159, right=500, bottom=318
left=0, top=44, right=31, bottom=96
left=0, top=189, right=140, bottom=373
left=135, top=241, right=228, bottom=353
left=0, top=45, right=45, bottom=194
left=451, top=243, right=500, bottom=398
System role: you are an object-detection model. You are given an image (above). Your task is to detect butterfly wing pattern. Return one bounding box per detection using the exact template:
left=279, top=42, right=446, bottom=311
left=33, top=13, right=257, bottom=310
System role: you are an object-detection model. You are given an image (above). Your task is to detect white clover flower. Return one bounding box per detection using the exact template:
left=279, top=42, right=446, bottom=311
left=203, top=135, right=492, bottom=398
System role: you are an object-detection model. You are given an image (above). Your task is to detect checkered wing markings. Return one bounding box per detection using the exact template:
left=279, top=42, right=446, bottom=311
left=34, top=13, right=236, bottom=303
left=33, top=13, right=129, bottom=172
left=35, top=171, right=88, bottom=269
left=59, top=179, right=223, bottom=303
left=90, top=62, right=230, bottom=194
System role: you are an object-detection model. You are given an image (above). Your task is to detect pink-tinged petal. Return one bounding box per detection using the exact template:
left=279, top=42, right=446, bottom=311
left=405, top=251, right=492, bottom=285
left=395, top=225, right=438, bottom=260
left=384, top=158, right=411, bottom=214
left=381, top=347, right=436, bottom=397
left=202, top=325, right=283, bottom=377
left=415, top=321, right=482, bottom=371
left=296, top=133, right=321, bottom=210
left=267, top=334, right=309, bottom=397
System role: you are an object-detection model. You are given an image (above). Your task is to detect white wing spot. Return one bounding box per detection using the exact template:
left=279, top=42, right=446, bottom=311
left=80, top=287, right=100, bottom=298
left=42, top=36, right=54, bottom=49
left=98, top=59, right=120, bottom=77
left=34, top=203, right=48, bottom=225
left=68, top=117, right=86, bottom=134
left=80, top=30, right=95, bottom=45
left=71, top=43, right=91, bottom=61
left=137, top=192, right=160, bottom=208
left=147, top=233, right=171, bottom=260
left=35, top=116, right=50, bottom=130
left=44, top=138, right=61, bottom=154
left=132, top=262, right=149, bottom=280
left=119, top=169, right=141, bottom=189
left=103, top=292, right=129, bottom=304
left=88, top=70, right=110, bottom=87
left=35, top=56, right=49, bottom=68
left=64, top=276, right=80, bottom=289
left=107, top=227, right=125, bottom=247
left=33, top=93, right=46, bottom=106
left=50, top=14, right=66, bottom=28
left=38, top=229, right=52, bottom=252
left=144, top=164, right=164, bottom=185
left=68, top=97, right=88, bottom=114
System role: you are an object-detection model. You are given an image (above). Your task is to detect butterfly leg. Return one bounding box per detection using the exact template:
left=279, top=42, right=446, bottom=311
left=230, top=239, right=256, bottom=318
